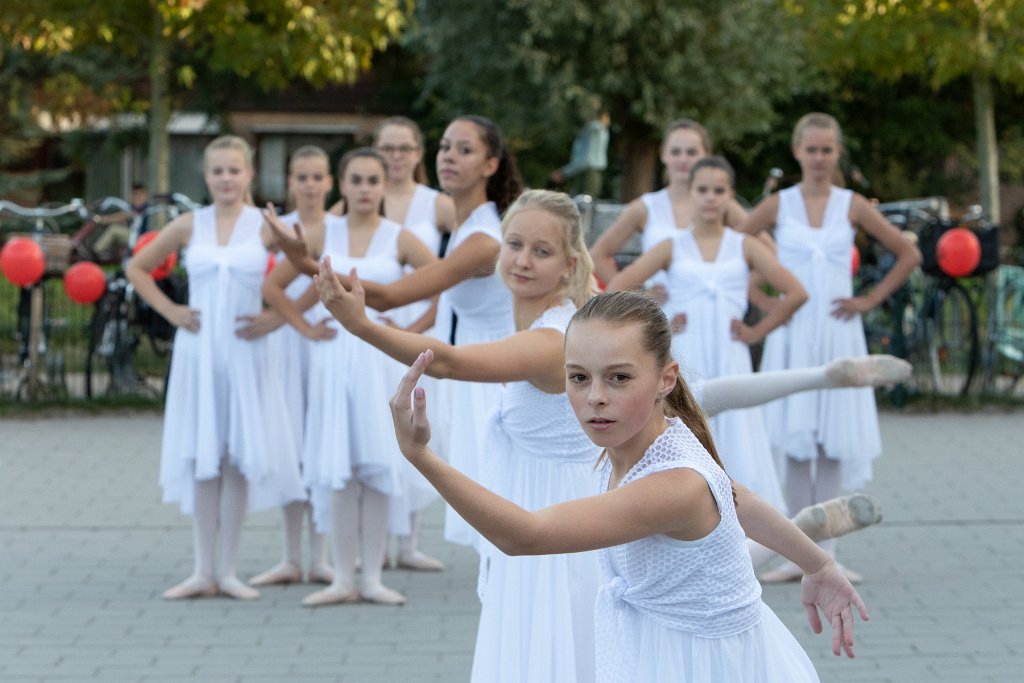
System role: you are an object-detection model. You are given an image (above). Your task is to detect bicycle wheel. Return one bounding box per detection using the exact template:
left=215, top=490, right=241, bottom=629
left=85, top=289, right=118, bottom=398
left=926, top=282, right=979, bottom=397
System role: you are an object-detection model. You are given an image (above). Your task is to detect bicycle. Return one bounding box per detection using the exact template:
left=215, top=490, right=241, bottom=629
left=0, top=198, right=87, bottom=400
left=84, top=194, right=198, bottom=399
left=858, top=201, right=997, bottom=398
left=980, top=264, right=1024, bottom=397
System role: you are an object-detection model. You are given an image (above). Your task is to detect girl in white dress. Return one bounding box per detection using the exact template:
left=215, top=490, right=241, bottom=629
left=387, top=290, right=869, bottom=683
left=271, top=115, right=524, bottom=551
left=607, top=157, right=808, bottom=511
left=318, top=190, right=602, bottom=681
left=266, top=148, right=436, bottom=606
left=249, top=145, right=337, bottom=588
left=371, top=116, right=456, bottom=571
left=589, top=120, right=747, bottom=296
left=738, top=113, right=921, bottom=582
left=126, top=135, right=306, bottom=600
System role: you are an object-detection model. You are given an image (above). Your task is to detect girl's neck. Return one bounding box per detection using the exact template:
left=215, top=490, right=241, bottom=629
left=346, top=209, right=381, bottom=231
left=512, top=291, right=564, bottom=332
left=667, top=181, right=691, bottom=202
left=606, top=414, right=669, bottom=486
left=214, top=200, right=245, bottom=219
left=801, top=176, right=832, bottom=197
left=691, top=215, right=725, bottom=237
left=453, top=186, right=489, bottom=226
left=296, top=205, right=326, bottom=225
left=387, top=176, right=418, bottom=196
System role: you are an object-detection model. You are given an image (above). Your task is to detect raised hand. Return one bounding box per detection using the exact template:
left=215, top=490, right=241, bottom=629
left=801, top=559, right=869, bottom=658
left=389, top=349, right=434, bottom=459
left=315, top=257, right=367, bottom=332
left=262, top=203, right=311, bottom=271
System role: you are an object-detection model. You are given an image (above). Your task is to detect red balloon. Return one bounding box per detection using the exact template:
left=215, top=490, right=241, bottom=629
left=1, top=237, right=46, bottom=287
left=64, top=261, right=107, bottom=304
left=936, top=227, right=981, bottom=278
left=265, top=252, right=276, bottom=277
left=850, top=246, right=861, bottom=276
left=133, top=231, right=177, bottom=280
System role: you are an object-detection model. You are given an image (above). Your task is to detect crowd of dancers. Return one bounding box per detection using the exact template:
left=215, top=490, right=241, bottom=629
left=126, top=111, right=921, bottom=682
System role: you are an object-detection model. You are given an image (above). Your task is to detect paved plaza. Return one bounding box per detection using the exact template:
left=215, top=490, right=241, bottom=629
left=1, top=409, right=1022, bottom=682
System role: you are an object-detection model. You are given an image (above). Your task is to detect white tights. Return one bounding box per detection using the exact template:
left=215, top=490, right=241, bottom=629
left=328, top=479, right=391, bottom=594
left=192, top=456, right=248, bottom=580
left=281, top=500, right=328, bottom=569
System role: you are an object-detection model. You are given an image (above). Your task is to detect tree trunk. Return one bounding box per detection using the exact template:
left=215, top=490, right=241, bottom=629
left=972, top=73, right=1000, bottom=225
left=147, top=10, right=171, bottom=197
left=618, top=123, right=659, bottom=202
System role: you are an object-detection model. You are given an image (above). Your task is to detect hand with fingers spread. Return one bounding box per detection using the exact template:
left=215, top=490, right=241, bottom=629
left=830, top=295, right=873, bottom=320
left=315, top=256, right=367, bottom=332
left=729, top=318, right=763, bottom=345
left=235, top=310, right=282, bottom=340
left=389, top=349, right=435, bottom=461
left=262, top=203, right=313, bottom=272
left=801, top=559, right=869, bottom=658
left=168, top=304, right=201, bottom=333
left=302, top=317, right=338, bottom=341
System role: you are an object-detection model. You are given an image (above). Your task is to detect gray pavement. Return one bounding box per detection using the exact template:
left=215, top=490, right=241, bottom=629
left=1, top=409, right=1022, bottom=682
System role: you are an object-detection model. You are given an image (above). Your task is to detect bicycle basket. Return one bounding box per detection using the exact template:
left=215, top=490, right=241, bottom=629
left=11, top=232, right=72, bottom=275
left=918, top=220, right=1000, bottom=278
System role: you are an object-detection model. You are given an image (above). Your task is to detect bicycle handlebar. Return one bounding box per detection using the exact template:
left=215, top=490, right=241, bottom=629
left=0, top=198, right=88, bottom=220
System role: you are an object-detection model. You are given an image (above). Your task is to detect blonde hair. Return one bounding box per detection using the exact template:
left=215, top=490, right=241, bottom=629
left=500, top=189, right=596, bottom=308
left=569, top=291, right=725, bottom=472
left=289, top=144, right=330, bottom=170
left=792, top=112, right=844, bottom=150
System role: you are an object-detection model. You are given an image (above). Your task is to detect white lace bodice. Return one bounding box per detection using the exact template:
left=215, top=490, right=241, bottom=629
left=595, top=418, right=762, bottom=679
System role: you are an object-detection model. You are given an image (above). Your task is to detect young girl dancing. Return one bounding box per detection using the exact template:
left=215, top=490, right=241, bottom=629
left=248, top=145, right=337, bottom=588
left=608, top=156, right=807, bottom=511
left=738, top=113, right=921, bottom=582
left=266, top=148, right=436, bottom=606
left=387, top=290, right=868, bottom=682
left=126, top=135, right=305, bottom=600
left=270, top=114, right=523, bottom=550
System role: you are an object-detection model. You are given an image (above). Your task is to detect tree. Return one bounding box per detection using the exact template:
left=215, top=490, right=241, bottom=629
left=786, top=0, right=1024, bottom=224
left=409, top=0, right=811, bottom=200
left=1, top=0, right=411, bottom=195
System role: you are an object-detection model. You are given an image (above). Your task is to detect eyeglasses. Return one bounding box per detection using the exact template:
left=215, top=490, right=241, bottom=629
left=377, top=144, right=420, bottom=156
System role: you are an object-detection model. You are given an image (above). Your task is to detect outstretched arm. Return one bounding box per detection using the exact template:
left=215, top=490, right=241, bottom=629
left=588, top=199, right=647, bottom=284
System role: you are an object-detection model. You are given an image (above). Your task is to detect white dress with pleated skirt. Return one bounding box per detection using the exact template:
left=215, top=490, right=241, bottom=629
left=664, top=228, right=787, bottom=511
left=384, top=186, right=446, bottom=533
left=595, top=418, right=819, bottom=683
left=160, top=205, right=306, bottom=514
left=760, top=186, right=881, bottom=489
left=471, top=301, right=603, bottom=683
left=302, top=217, right=408, bottom=532
left=264, top=212, right=346, bottom=473
left=437, top=201, right=515, bottom=548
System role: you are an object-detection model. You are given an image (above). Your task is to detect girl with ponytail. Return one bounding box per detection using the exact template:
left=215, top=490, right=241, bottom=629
left=386, top=289, right=870, bottom=682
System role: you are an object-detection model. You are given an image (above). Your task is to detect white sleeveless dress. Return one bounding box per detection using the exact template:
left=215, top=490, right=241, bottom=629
left=437, top=201, right=515, bottom=548
left=664, top=228, right=786, bottom=511
left=302, top=217, right=408, bottom=532
left=760, top=186, right=881, bottom=488
left=265, top=212, right=346, bottom=473
left=160, top=205, right=305, bottom=514
left=385, top=186, right=446, bottom=533
left=639, top=188, right=682, bottom=293
left=471, top=302, right=603, bottom=683
left=595, top=418, right=819, bottom=683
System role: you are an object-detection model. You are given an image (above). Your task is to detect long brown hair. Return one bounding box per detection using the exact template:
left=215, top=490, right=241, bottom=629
left=374, top=116, right=428, bottom=184
left=455, top=115, right=524, bottom=214
left=568, top=290, right=724, bottom=470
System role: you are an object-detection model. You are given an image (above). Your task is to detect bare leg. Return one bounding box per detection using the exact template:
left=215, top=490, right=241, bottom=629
left=162, top=476, right=219, bottom=599
left=396, top=511, right=445, bottom=571
left=216, top=459, right=258, bottom=600
left=303, top=485, right=360, bottom=606
left=249, top=501, right=305, bottom=586
left=700, top=355, right=911, bottom=417
left=359, top=484, right=406, bottom=605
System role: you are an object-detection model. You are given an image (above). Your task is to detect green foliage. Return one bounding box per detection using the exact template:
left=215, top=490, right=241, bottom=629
left=410, top=0, right=812, bottom=188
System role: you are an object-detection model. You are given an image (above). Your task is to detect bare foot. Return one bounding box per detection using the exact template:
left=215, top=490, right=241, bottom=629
left=396, top=551, right=445, bottom=572
left=826, top=355, right=912, bottom=388
left=302, top=585, right=360, bottom=607
left=162, top=575, right=217, bottom=600
left=361, top=584, right=406, bottom=606
left=307, top=562, right=336, bottom=585
left=217, top=575, right=260, bottom=600
left=793, top=493, right=882, bottom=542
left=249, top=562, right=303, bottom=586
